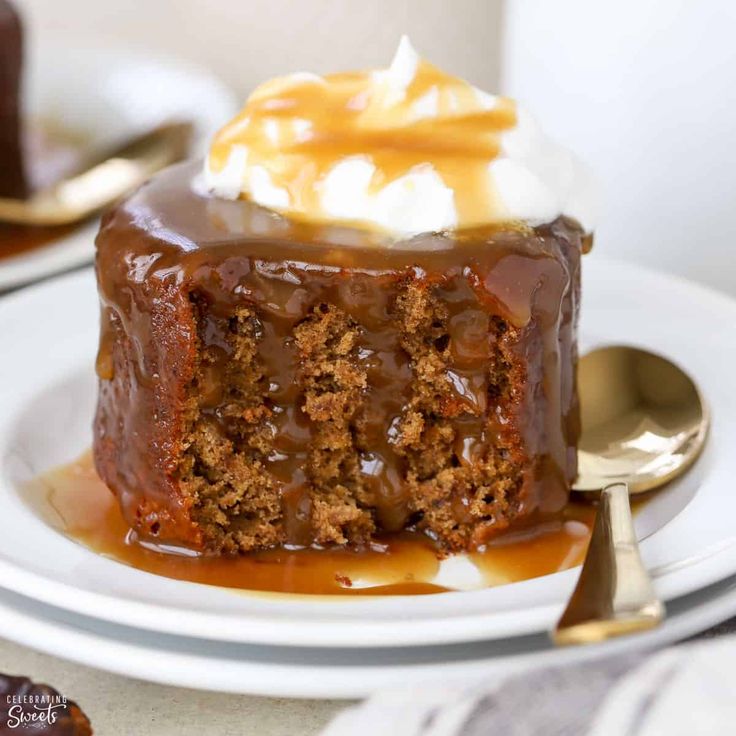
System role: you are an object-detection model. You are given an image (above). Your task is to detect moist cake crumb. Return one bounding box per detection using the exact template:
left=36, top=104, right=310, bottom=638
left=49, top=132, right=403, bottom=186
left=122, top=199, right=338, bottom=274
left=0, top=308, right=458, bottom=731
left=175, top=281, right=526, bottom=552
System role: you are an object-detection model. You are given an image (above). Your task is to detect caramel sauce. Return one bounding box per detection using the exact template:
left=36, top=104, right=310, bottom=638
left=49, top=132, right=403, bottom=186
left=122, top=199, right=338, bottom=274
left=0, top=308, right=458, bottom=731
left=29, top=451, right=596, bottom=597
left=208, top=42, right=517, bottom=230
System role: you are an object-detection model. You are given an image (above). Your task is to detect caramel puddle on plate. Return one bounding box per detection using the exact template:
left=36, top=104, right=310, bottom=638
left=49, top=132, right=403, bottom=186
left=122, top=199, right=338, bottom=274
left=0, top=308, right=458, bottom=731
left=26, top=451, right=599, bottom=597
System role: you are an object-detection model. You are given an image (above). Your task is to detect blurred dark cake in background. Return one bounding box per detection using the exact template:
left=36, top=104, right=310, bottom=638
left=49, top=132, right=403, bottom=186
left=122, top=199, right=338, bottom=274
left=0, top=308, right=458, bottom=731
left=0, top=0, right=26, bottom=199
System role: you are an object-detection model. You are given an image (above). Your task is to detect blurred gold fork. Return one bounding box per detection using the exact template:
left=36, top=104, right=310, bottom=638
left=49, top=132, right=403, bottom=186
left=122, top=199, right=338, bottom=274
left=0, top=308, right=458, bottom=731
left=0, top=122, right=192, bottom=226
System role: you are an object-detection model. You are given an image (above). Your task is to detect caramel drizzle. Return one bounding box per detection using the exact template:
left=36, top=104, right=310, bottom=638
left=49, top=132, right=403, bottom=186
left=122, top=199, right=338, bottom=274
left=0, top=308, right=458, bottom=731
left=208, top=52, right=517, bottom=231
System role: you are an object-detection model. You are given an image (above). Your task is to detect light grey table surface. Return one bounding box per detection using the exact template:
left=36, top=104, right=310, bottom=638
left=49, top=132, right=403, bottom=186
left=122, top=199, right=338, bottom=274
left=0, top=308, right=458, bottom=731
left=0, top=638, right=344, bottom=735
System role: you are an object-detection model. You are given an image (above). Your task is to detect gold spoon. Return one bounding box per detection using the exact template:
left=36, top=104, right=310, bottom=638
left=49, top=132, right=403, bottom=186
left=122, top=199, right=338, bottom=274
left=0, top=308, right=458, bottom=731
left=0, top=122, right=192, bottom=226
left=553, top=345, right=709, bottom=645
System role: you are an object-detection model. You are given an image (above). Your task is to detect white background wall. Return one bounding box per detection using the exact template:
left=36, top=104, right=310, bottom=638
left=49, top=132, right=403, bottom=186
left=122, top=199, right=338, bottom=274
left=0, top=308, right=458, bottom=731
left=14, top=0, right=736, bottom=297
left=15, top=0, right=502, bottom=99
left=502, top=0, right=736, bottom=296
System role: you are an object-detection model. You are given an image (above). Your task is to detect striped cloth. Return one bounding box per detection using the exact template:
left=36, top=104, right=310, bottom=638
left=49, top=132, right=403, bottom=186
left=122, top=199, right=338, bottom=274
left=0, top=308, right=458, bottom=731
left=322, top=626, right=736, bottom=736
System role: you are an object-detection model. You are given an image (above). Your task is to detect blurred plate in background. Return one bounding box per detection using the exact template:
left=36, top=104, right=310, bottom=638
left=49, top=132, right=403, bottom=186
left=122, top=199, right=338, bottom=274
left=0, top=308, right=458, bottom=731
left=0, top=39, right=238, bottom=291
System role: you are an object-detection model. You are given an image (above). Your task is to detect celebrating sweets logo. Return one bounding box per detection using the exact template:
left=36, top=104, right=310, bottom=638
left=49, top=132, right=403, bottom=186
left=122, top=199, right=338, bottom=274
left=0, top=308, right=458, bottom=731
left=5, top=695, right=67, bottom=728
left=0, top=675, right=92, bottom=734
left=4, top=692, right=68, bottom=729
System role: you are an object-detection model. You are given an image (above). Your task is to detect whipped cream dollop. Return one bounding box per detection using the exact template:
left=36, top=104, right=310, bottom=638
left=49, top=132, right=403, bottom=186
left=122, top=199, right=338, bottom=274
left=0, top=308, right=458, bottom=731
left=204, top=36, right=595, bottom=237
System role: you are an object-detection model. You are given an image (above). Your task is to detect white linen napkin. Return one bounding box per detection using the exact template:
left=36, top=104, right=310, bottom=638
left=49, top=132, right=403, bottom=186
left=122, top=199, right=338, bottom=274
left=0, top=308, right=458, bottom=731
left=321, top=632, right=736, bottom=736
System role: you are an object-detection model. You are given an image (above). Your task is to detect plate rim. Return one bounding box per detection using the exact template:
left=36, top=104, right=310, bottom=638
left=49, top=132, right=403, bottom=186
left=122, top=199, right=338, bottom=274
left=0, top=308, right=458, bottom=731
left=0, top=570, right=735, bottom=699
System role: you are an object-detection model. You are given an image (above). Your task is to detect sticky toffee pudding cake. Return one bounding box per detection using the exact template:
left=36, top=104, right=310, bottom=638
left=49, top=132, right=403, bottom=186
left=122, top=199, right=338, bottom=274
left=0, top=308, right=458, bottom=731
left=94, top=38, right=595, bottom=555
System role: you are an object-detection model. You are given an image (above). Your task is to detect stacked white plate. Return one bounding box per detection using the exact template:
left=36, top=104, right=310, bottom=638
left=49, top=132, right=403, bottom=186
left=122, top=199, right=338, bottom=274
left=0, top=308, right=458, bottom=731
left=1, top=259, right=735, bottom=699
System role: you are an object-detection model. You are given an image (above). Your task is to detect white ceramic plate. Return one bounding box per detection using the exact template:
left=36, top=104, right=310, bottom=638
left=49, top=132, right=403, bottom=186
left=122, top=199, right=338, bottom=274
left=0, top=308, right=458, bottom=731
left=1, top=572, right=735, bottom=698
left=0, top=260, right=735, bottom=649
left=0, top=39, right=237, bottom=291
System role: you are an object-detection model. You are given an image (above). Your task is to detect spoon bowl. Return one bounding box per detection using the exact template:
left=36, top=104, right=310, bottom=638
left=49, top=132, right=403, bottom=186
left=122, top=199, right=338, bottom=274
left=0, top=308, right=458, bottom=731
left=554, top=345, right=709, bottom=645
left=575, top=346, right=709, bottom=494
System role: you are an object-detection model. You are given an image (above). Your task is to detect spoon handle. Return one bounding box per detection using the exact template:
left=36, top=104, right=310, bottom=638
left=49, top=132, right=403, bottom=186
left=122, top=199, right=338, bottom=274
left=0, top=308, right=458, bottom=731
left=553, top=482, right=664, bottom=645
